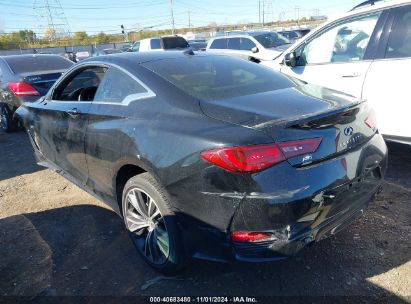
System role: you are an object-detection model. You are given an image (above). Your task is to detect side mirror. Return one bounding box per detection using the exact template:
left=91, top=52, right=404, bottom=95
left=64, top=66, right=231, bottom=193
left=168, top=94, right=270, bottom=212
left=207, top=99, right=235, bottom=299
left=251, top=47, right=259, bottom=53
left=284, top=52, right=297, bottom=67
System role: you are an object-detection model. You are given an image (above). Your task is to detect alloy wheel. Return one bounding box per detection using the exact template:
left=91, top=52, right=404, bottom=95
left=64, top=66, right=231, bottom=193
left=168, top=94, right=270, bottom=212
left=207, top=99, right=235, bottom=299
left=0, top=107, right=8, bottom=130
left=125, top=188, right=170, bottom=265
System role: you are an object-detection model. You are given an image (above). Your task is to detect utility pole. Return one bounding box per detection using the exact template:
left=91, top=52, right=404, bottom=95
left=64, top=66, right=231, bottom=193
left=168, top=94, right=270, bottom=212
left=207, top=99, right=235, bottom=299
left=33, top=0, right=71, bottom=44
left=188, top=11, right=191, bottom=29
left=262, top=1, right=265, bottom=27
left=258, top=0, right=261, bottom=26
left=295, top=6, right=300, bottom=25
left=170, top=0, right=175, bottom=35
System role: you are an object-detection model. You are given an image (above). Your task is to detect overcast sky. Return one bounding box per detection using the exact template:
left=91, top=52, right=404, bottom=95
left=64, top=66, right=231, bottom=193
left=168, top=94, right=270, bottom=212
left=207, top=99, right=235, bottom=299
left=0, top=0, right=362, bottom=35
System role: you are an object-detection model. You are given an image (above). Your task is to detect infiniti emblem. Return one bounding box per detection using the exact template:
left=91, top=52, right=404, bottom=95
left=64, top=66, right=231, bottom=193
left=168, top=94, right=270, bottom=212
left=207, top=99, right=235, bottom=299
left=344, top=126, right=354, bottom=136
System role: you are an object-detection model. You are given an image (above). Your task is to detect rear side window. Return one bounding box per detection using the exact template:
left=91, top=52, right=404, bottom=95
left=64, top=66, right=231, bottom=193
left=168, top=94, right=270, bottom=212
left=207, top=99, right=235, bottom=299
left=240, top=38, right=256, bottom=50
left=5, top=55, right=72, bottom=74
left=142, top=56, right=293, bottom=101
left=94, top=66, right=148, bottom=103
left=385, top=6, right=411, bottom=59
left=227, top=38, right=240, bottom=50
left=210, top=39, right=227, bottom=49
left=150, top=39, right=161, bottom=49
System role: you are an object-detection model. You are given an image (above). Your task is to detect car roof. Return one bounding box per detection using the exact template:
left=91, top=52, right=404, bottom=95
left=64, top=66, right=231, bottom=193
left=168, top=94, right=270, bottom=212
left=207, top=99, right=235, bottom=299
left=0, top=54, right=64, bottom=60
left=82, top=50, right=214, bottom=65
left=212, top=31, right=276, bottom=39
left=332, top=0, right=411, bottom=20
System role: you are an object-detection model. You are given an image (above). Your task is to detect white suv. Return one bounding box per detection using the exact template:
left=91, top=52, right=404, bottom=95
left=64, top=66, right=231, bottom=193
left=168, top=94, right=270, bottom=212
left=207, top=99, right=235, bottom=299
left=130, top=36, right=190, bottom=52
left=262, top=0, right=411, bottom=144
left=206, top=31, right=291, bottom=63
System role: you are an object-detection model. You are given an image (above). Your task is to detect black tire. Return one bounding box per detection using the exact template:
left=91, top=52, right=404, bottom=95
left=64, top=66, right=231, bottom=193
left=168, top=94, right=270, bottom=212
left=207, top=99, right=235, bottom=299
left=0, top=104, right=16, bottom=133
left=121, top=172, right=187, bottom=274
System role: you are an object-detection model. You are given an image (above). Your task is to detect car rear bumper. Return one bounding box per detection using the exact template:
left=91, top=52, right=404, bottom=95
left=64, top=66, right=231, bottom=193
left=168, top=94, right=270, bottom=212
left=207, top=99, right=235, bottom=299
left=231, top=173, right=381, bottom=262
left=173, top=133, right=387, bottom=262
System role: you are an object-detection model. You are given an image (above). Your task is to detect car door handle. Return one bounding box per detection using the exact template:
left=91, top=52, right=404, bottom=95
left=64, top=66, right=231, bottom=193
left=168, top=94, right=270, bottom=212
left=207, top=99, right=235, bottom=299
left=66, top=108, right=81, bottom=118
left=341, top=73, right=361, bottom=78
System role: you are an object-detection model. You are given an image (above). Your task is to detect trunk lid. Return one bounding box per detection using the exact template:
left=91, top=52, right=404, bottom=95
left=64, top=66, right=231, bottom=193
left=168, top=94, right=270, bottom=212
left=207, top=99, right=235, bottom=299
left=21, top=70, right=64, bottom=96
left=200, top=83, right=377, bottom=166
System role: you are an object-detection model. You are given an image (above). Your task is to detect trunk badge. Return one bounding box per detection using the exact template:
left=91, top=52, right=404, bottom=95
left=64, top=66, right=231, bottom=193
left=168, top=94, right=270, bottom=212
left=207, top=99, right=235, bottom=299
left=344, top=127, right=354, bottom=136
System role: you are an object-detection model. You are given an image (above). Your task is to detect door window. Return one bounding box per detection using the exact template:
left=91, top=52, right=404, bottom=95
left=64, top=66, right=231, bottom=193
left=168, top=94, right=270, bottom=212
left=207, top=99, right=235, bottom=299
left=93, top=66, right=149, bottom=103
left=296, top=12, right=380, bottom=65
left=210, top=38, right=227, bottom=49
left=240, top=38, right=256, bottom=50
left=132, top=42, right=140, bottom=52
left=385, top=7, right=411, bottom=59
left=150, top=39, right=161, bottom=49
left=52, top=66, right=107, bottom=101
left=227, top=38, right=241, bottom=50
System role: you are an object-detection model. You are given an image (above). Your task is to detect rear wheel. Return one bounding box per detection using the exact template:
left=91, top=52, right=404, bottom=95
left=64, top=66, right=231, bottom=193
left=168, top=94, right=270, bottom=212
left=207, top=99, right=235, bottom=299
left=121, top=172, right=187, bottom=274
left=0, top=104, right=15, bottom=133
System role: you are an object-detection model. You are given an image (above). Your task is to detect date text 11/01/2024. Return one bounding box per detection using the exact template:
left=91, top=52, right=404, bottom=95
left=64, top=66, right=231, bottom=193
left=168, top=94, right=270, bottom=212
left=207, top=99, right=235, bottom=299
left=149, top=297, right=258, bottom=303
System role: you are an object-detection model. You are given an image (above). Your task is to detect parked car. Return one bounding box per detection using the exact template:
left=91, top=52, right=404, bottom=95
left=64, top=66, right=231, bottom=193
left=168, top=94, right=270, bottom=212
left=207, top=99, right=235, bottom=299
left=188, top=40, right=207, bottom=51
left=92, top=48, right=123, bottom=57
left=0, top=54, right=73, bottom=132
left=60, top=51, right=77, bottom=62
left=130, top=36, right=190, bottom=52
left=206, top=31, right=291, bottom=63
left=278, top=29, right=311, bottom=42
left=16, top=52, right=387, bottom=273
left=75, top=51, right=91, bottom=61
left=262, top=0, right=411, bottom=145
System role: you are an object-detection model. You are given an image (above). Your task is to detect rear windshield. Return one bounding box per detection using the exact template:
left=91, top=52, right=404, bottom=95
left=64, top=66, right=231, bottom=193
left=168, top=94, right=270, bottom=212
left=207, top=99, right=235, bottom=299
left=161, top=37, right=189, bottom=49
left=253, top=32, right=290, bottom=48
left=5, top=55, right=72, bottom=74
left=141, top=56, right=293, bottom=101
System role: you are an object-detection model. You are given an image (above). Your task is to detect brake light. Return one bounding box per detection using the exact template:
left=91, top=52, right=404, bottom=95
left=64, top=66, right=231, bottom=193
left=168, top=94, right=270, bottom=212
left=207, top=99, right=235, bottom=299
left=365, top=109, right=377, bottom=129
left=201, top=138, right=322, bottom=173
left=231, top=231, right=273, bottom=242
left=8, top=82, right=40, bottom=97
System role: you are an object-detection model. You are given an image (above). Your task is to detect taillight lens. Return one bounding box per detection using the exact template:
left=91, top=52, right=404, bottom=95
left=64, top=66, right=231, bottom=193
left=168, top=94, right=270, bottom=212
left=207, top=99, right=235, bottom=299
left=365, top=109, right=377, bottom=130
left=231, top=231, right=273, bottom=242
left=201, top=138, right=322, bottom=173
left=277, top=138, right=322, bottom=159
left=201, top=144, right=285, bottom=173
left=8, top=82, right=40, bottom=97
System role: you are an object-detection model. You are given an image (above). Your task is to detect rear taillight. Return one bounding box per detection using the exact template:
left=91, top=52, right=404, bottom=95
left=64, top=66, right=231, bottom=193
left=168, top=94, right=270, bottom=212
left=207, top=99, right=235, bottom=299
left=8, top=82, right=40, bottom=97
left=201, top=138, right=322, bottom=173
left=276, top=138, right=322, bottom=159
left=365, top=109, right=377, bottom=130
left=231, top=231, right=273, bottom=242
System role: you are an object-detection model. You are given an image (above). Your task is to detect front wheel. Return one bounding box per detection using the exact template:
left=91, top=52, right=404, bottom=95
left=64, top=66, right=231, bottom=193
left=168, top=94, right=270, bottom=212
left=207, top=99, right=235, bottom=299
left=0, top=104, right=15, bottom=132
left=121, top=172, right=187, bottom=274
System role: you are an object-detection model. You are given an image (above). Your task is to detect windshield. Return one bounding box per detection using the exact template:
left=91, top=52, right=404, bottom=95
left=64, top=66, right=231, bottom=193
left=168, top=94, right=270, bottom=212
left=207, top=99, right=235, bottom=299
left=253, top=32, right=290, bottom=48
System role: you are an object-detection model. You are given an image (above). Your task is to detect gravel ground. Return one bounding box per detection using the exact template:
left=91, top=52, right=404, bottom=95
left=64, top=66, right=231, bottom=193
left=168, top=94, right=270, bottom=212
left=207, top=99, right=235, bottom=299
left=0, top=131, right=410, bottom=303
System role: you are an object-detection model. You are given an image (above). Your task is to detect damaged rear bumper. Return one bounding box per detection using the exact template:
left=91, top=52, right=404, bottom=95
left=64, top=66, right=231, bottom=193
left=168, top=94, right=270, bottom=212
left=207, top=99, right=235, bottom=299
left=229, top=134, right=387, bottom=262
left=173, top=133, right=387, bottom=263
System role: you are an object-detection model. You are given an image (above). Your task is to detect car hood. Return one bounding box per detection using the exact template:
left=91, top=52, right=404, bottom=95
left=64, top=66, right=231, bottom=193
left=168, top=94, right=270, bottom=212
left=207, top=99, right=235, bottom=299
left=267, top=43, right=292, bottom=52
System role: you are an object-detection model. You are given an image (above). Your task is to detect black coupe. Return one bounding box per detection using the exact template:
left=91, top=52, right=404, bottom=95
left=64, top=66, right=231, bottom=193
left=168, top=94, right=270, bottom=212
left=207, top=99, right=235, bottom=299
left=16, top=52, right=387, bottom=273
